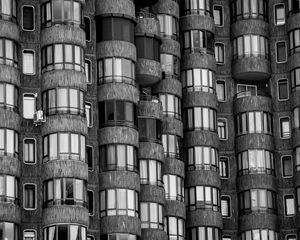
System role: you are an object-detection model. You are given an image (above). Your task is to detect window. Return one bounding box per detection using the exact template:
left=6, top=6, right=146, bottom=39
left=43, top=178, right=86, bottom=207
left=22, top=50, right=35, bottom=75
left=275, top=4, right=285, bottom=25
left=185, top=146, right=219, bottom=171
left=85, top=102, right=92, bottom=128
left=223, top=237, right=232, bottom=240
left=136, top=36, right=160, bottom=61
left=96, top=16, right=135, bottom=43
left=24, top=184, right=36, bottom=210
left=218, top=119, right=227, bottom=140
left=237, top=149, right=275, bottom=175
left=0, top=175, right=19, bottom=204
left=159, top=94, right=181, bottom=119
left=294, top=107, right=300, bottom=129
left=100, top=144, right=138, bottom=172
left=100, top=188, right=139, bottom=217
left=284, top=195, right=295, bottom=216
left=138, top=118, right=162, bottom=142
left=235, top=111, right=273, bottom=135
left=181, top=68, right=215, bottom=93
left=240, top=230, right=278, bottom=240
left=231, top=0, right=268, bottom=22
left=291, top=67, right=300, bottom=91
left=23, top=139, right=36, bottom=164
left=0, top=222, right=19, bottom=240
left=165, top=217, right=185, bottom=240
left=219, top=157, right=229, bottom=178
left=43, top=224, right=86, bottom=240
left=41, top=44, right=85, bottom=73
left=140, top=202, right=163, bottom=229
left=163, top=174, right=184, bottom=202
left=282, top=156, right=293, bottom=177
left=216, top=80, right=226, bottom=101
left=42, top=88, right=85, bottom=116
left=162, top=134, right=182, bottom=159
left=157, top=14, right=179, bottom=40
left=100, top=234, right=138, bottom=240
left=278, top=79, right=289, bottom=100
left=286, top=235, right=297, bottom=240
left=185, top=107, right=217, bottom=132
left=182, top=0, right=213, bottom=16
left=24, top=230, right=36, bottom=240
left=22, top=6, right=34, bottom=30
left=42, top=132, right=86, bottom=162
left=236, top=84, right=257, bottom=97
left=298, top=187, right=300, bottom=211
left=86, top=146, right=93, bottom=171
left=160, top=53, right=180, bottom=78
left=0, top=128, right=19, bottom=157
left=140, top=160, right=162, bottom=186
left=84, top=17, right=91, bottom=41
left=238, top=189, right=277, bottom=214
left=98, top=57, right=135, bottom=85
left=280, top=117, right=291, bottom=139
left=276, top=42, right=287, bottom=63
left=23, top=94, right=35, bottom=119
left=215, top=43, right=225, bottom=64
left=187, top=227, right=221, bottom=240
left=0, top=38, right=18, bottom=67
left=185, top=186, right=220, bottom=211
left=87, top=190, right=94, bottom=216
left=213, top=5, right=223, bottom=26
left=41, top=0, right=83, bottom=28
left=288, top=0, right=300, bottom=16
left=289, top=29, right=300, bottom=55
left=0, top=83, right=18, bottom=112
left=182, top=30, right=214, bottom=55
left=85, top=59, right=91, bottom=83
left=221, top=196, right=231, bottom=217
left=87, top=236, right=94, bottom=240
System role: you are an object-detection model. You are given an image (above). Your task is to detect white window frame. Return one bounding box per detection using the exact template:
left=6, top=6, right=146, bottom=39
left=85, top=58, right=92, bottom=84
left=86, top=145, right=94, bottom=172
left=221, top=195, right=231, bottom=218
left=84, top=16, right=91, bottom=42
left=217, top=118, right=228, bottom=140
left=22, top=49, right=36, bottom=75
left=23, top=229, right=37, bottom=240
left=23, top=93, right=36, bottom=119
left=213, top=5, right=224, bottom=27
left=275, top=41, right=287, bottom=63
left=87, top=235, right=95, bottom=240
left=215, top=42, right=225, bottom=65
left=274, top=3, right=285, bottom=26
left=283, top=194, right=296, bottom=217
left=277, top=78, right=289, bottom=101
left=216, top=80, right=226, bottom=102
left=281, top=155, right=293, bottom=178
left=22, top=5, right=35, bottom=31
left=219, top=156, right=230, bottom=179
left=286, top=234, right=297, bottom=240
left=23, top=138, right=36, bottom=165
left=85, top=101, right=93, bottom=128
left=23, top=183, right=37, bottom=210
left=280, top=116, right=291, bottom=139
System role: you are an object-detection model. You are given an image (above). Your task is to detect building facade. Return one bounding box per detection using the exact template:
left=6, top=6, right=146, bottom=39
left=0, top=0, right=300, bottom=239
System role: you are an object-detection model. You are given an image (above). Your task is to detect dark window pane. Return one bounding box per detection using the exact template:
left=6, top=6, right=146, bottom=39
left=84, top=17, right=91, bottom=41
left=22, top=6, right=34, bottom=30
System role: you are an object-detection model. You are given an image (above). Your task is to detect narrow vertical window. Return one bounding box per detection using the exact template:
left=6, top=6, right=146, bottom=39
left=213, top=5, right=223, bottom=26
left=282, top=156, right=293, bottom=177
left=22, top=6, right=34, bottom=31
left=276, top=42, right=287, bottom=63
left=23, top=94, right=36, bottom=119
left=24, top=184, right=36, bottom=210
left=24, top=139, right=36, bottom=164
left=221, top=196, right=231, bottom=217
left=278, top=79, right=289, bottom=100
left=215, top=43, right=225, bottom=64
left=216, top=80, right=226, bottom=101
left=274, top=4, right=285, bottom=25
left=84, top=17, right=91, bottom=41
left=85, top=102, right=92, bottom=128
left=219, top=157, right=229, bottom=178
left=87, top=190, right=94, bottom=216
left=286, top=235, right=297, bottom=240
left=284, top=195, right=295, bottom=216
left=22, top=50, right=35, bottom=74
left=85, top=59, right=91, bottom=83
left=86, top=146, right=93, bottom=171
left=280, top=117, right=291, bottom=139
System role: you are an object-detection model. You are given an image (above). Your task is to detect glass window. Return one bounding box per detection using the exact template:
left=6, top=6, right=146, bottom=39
left=22, top=50, right=35, bottom=74
left=187, top=226, right=220, bottom=240
left=215, top=43, right=225, bottom=64
left=85, top=59, right=91, bottom=83
left=22, top=6, right=34, bottom=31
left=24, top=139, right=36, bottom=164
left=138, top=118, right=162, bottom=141
left=140, top=159, right=162, bottom=186
left=221, top=196, right=231, bottom=217
left=0, top=128, right=18, bottom=157
left=44, top=224, right=86, bottom=240
left=275, top=4, right=285, bottom=25
left=219, top=157, right=229, bottom=178
left=278, top=79, right=289, bottom=100
left=276, top=42, right=287, bottom=63
left=84, top=17, right=91, bottom=41
left=86, top=146, right=93, bottom=171
left=280, top=117, right=291, bottom=138
left=140, top=202, right=163, bottom=229
left=165, top=217, right=185, bottom=240
left=284, top=195, right=295, bottom=216
left=216, top=80, right=226, bottom=101
left=182, top=68, right=214, bottom=93
left=87, top=190, right=93, bottom=216
left=185, top=107, right=217, bottom=132
left=0, top=175, right=18, bottom=204
left=24, top=184, right=36, bottom=210
left=157, top=14, right=179, bottom=40
left=218, top=119, right=227, bottom=140
left=163, top=174, right=184, bottom=202
left=231, top=0, right=268, bottom=22
left=289, top=28, right=300, bottom=55
left=24, top=230, right=36, bottom=240
left=213, top=5, right=223, bottom=26
left=282, top=156, right=293, bottom=177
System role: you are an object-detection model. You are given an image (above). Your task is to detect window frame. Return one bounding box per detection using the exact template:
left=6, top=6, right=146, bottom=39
left=284, top=194, right=296, bottom=216
left=23, top=138, right=36, bottom=165
left=275, top=41, right=287, bottom=63
left=219, top=157, right=229, bottom=179
left=274, top=3, right=285, bottom=26
left=277, top=79, right=289, bottom=101
left=281, top=155, right=293, bottom=178
left=215, top=42, right=225, bottom=64
left=213, top=5, right=224, bottom=27
left=23, top=229, right=37, bottom=240
left=280, top=116, right=291, bottom=139
left=23, top=183, right=37, bottom=210
left=22, top=49, right=36, bottom=75
left=23, top=93, right=36, bottom=119
left=217, top=118, right=228, bottom=140
left=22, top=5, right=35, bottom=31
left=221, top=195, right=231, bottom=218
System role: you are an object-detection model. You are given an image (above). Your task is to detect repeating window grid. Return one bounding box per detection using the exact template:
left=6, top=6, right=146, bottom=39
left=87, top=190, right=94, bottom=216
left=286, top=235, right=297, bottom=240
left=23, top=183, right=37, bottom=210
left=277, top=79, right=289, bottom=101
left=162, top=134, right=182, bottom=159
left=240, top=230, right=278, bottom=240
left=217, top=118, right=227, bottom=140
left=157, top=14, right=179, bottom=40
left=140, top=159, right=162, bottom=186
left=159, top=94, right=181, bottom=120
left=288, top=0, right=300, bottom=16
left=100, top=189, right=139, bottom=217
left=185, top=146, right=219, bottom=172
left=0, top=175, right=19, bottom=204
left=237, top=149, right=275, bottom=176
left=215, top=42, right=225, bottom=64
left=22, top=49, right=35, bottom=75
left=219, top=157, right=229, bottom=179
left=140, top=202, right=164, bottom=230
left=22, top=5, right=35, bottom=31
left=284, top=195, right=296, bottom=216
left=213, top=5, right=224, bottom=27
left=164, top=217, right=185, bottom=240
left=23, top=229, right=37, bottom=240
left=221, top=195, right=231, bottom=218
left=280, top=117, right=291, bottom=139
left=42, top=132, right=86, bottom=162
left=86, top=145, right=93, bottom=172
left=297, top=187, right=300, bottom=211
left=185, top=186, right=220, bottom=212
left=182, top=30, right=214, bottom=55
left=87, top=235, right=94, bottom=240
left=43, top=224, right=87, bottom=240
left=236, top=83, right=257, bottom=97
left=163, top=174, right=184, bottom=202
left=275, top=41, right=287, bottom=63
left=295, top=147, right=300, bottom=172
left=274, top=4, right=285, bottom=26
left=216, top=80, right=226, bottom=102
left=23, top=138, right=36, bottom=164
left=281, top=155, right=293, bottom=178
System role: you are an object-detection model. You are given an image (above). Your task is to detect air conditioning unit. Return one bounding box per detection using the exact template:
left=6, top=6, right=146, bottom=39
left=33, top=110, right=46, bottom=126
